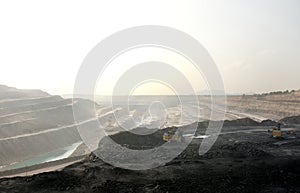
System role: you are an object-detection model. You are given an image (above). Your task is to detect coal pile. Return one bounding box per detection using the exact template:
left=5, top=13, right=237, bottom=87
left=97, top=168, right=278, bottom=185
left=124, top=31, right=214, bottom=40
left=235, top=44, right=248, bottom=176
left=280, top=116, right=300, bottom=125
left=0, top=118, right=300, bottom=193
left=200, top=142, right=272, bottom=159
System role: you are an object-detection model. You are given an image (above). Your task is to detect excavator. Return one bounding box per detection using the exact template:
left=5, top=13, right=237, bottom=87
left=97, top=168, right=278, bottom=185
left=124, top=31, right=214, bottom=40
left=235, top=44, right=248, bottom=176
left=163, top=130, right=180, bottom=141
left=269, top=126, right=282, bottom=138
left=268, top=123, right=296, bottom=139
left=163, top=128, right=185, bottom=142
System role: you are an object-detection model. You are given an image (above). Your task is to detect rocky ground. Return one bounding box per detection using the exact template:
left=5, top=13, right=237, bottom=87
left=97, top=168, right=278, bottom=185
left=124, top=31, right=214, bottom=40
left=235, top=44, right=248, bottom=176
left=0, top=118, right=300, bottom=193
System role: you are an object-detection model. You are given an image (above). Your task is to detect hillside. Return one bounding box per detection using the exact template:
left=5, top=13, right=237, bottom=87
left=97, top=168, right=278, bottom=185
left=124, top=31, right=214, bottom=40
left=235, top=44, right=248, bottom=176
left=200, top=90, right=300, bottom=121
left=228, top=90, right=300, bottom=120
left=0, top=85, right=93, bottom=168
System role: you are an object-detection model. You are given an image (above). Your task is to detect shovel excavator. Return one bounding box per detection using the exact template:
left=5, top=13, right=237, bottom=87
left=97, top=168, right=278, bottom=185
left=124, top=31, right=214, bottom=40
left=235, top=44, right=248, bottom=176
left=268, top=123, right=296, bottom=139
left=163, top=126, right=185, bottom=142
left=163, top=130, right=181, bottom=141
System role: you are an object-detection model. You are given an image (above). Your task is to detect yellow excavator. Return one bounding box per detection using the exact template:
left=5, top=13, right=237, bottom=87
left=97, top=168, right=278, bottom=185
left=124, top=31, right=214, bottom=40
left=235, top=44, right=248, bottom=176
left=163, top=130, right=178, bottom=141
left=163, top=129, right=184, bottom=142
left=269, top=126, right=283, bottom=138
left=268, top=123, right=296, bottom=139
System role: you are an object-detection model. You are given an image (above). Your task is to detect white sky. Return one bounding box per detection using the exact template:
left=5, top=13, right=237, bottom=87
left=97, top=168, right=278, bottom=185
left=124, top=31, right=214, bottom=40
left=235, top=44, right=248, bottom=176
left=0, top=0, right=299, bottom=95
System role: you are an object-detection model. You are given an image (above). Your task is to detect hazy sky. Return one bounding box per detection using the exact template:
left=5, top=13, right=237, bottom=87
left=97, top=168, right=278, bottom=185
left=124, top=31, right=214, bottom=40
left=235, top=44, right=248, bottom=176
left=0, top=0, right=299, bottom=95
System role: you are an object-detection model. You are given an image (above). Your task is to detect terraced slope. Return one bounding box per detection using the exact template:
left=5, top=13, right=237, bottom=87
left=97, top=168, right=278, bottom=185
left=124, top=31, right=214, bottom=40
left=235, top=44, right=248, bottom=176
left=227, top=90, right=300, bottom=120
left=200, top=90, right=300, bottom=121
left=0, top=85, right=92, bottom=167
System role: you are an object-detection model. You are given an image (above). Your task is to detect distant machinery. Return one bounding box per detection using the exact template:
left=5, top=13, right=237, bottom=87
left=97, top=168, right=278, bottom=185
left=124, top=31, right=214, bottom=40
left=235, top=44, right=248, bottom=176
left=163, top=128, right=185, bottom=142
left=268, top=123, right=296, bottom=139
left=163, top=130, right=180, bottom=142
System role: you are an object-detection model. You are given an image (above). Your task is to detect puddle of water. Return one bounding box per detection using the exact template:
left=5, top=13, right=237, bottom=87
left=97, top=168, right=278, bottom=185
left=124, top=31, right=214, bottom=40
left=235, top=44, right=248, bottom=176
left=0, top=142, right=82, bottom=171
